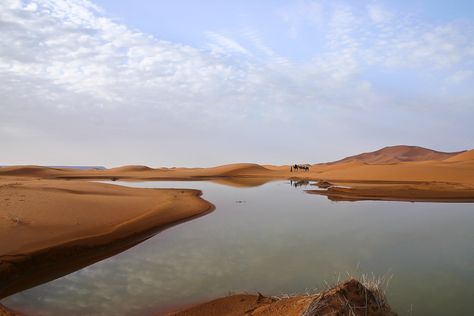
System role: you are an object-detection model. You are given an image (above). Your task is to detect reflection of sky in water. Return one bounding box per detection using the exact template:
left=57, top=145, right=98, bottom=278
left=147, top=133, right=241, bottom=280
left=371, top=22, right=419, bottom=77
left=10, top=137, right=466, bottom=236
left=3, top=181, right=474, bottom=316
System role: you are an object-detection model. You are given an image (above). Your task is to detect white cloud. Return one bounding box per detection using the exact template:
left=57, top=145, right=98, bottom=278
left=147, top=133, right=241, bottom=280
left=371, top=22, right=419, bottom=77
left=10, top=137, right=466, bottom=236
left=446, top=69, right=473, bottom=84
left=367, top=4, right=393, bottom=24
left=0, top=0, right=473, bottom=165
left=206, top=32, right=251, bottom=56
left=277, top=0, right=324, bottom=38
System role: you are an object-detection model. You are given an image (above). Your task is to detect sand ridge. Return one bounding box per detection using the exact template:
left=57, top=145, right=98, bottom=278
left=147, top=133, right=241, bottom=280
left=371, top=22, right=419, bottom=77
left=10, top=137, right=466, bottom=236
left=1, top=145, right=473, bottom=185
left=443, top=149, right=474, bottom=162
left=321, top=145, right=465, bottom=165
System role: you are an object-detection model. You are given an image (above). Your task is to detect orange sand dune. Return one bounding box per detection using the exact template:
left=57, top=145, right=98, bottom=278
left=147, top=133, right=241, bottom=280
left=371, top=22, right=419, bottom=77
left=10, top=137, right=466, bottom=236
left=0, top=180, right=213, bottom=299
left=323, top=145, right=464, bottom=165
left=1, top=145, right=473, bottom=187
left=1, top=145, right=473, bottom=315
left=443, top=149, right=474, bottom=162
left=203, top=163, right=269, bottom=176
left=0, top=166, right=76, bottom=178
left=312, top=160, right=474, bottom=184
left=166, top=279, right=395, bottom=316
left=108, top=165, right=154, bottom=172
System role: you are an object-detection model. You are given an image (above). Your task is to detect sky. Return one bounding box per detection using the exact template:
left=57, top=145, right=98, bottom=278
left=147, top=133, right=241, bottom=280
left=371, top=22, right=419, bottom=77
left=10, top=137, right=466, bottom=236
left=1, top=0, right=473, bottom=167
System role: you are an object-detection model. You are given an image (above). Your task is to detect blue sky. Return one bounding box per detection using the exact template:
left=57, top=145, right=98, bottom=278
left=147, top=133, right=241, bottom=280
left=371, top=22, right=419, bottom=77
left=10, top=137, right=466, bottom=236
left=0, top=0, right=473, bottom=166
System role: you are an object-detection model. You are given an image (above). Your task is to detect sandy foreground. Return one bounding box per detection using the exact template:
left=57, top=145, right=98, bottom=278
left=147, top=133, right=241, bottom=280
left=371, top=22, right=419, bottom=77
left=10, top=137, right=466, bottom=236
left=0, top=180, right=213, bottom=299
left=165, top=279, right=395, bottom=316
left=0, top=146, right=473, bottom=315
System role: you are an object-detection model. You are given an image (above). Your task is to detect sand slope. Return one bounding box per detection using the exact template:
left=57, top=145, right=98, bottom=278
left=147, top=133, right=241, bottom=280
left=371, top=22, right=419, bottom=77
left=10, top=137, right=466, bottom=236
left=0, top=166, right=74, bottom=178
left=1, top=157, right=474, bottom=203
left=443, top=149, right=474, bottom=162
left=166, top=279, right=395, bottom=316
left=323, top=145, right=464, bottom=165
left=108, top=165, right=154, bottom=172
left=1, top=145, right=473, bottom=186
left=0, top=180, right=213, bottom=299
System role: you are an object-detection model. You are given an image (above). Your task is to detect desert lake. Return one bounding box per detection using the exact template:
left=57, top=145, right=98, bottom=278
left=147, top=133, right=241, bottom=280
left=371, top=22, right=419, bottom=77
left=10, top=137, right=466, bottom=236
left=3, top=180, right=474, bottom=316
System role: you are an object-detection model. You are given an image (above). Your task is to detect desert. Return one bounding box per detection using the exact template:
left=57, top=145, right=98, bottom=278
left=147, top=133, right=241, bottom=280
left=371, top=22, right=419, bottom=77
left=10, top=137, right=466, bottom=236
left=1, top=145, right=474, bottom=315
left=2, top=1, right=474, bottom=315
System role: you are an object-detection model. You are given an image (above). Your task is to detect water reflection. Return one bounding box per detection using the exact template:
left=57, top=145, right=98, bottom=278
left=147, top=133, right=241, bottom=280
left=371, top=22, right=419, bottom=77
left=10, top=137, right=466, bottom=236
left=3, top=181, right=474, bottom=316
left=289, top=179, right=311, bottom=188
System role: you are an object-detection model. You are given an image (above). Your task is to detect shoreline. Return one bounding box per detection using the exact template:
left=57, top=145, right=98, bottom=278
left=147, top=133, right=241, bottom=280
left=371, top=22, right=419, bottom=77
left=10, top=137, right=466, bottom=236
left=1, top=151, right=473, bottom=315
left=1, top=159, right=473, bottom=202
left=306, top=182, right=474, bottom=202
left=0, top=180, right=213, bottom=299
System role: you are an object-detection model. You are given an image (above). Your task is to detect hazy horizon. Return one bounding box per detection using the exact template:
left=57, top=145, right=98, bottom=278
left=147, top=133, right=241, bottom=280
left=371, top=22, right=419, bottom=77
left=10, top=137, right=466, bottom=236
left=1, top=1, right=473, bottom=167
left=0, top=144, right=470, bottom=169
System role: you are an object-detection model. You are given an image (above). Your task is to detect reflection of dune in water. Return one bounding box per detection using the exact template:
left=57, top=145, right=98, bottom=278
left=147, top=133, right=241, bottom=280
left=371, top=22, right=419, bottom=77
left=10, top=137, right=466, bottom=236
left=209, top=177, right=274, bottom=188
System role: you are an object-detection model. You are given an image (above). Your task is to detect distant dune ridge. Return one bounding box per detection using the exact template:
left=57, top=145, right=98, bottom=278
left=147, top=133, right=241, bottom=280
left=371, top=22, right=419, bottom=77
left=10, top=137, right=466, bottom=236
left=108, top=165, right=154, bottom=172
left=323, top=145, right=465, bottom=165
left=0, top=165, right=70, bottom=177
left=0, top=146, right=473, bottom=184
left=443, top=149, right=474, bottom=162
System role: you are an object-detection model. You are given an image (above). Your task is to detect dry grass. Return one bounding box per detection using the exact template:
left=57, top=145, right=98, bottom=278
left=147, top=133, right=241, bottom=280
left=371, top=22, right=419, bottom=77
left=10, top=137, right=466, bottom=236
left=302, top=272, right=394, bottom=316
left=360, top=272, right=393, bottom=310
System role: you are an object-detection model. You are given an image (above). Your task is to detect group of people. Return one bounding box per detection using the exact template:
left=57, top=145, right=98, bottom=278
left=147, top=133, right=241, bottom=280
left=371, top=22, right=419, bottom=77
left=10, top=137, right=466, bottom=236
left=290, top=164, right=310, bottom=172
left=289, top=179, right=309, bottom=187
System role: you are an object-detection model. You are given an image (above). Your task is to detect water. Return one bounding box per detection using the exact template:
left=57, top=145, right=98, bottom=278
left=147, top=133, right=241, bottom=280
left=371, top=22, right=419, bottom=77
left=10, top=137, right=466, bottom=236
left=3, top=181, right=474, bottom=316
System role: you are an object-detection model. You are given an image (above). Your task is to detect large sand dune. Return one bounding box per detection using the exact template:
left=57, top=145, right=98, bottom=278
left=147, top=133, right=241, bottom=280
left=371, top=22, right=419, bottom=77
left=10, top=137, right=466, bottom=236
left=443, top=149, right=474, bottom=162
left=1, top=146, right=472, bottom=185
left=323, top=145, right=464, bottom=165
left=107, top=165, right=154, bottom=172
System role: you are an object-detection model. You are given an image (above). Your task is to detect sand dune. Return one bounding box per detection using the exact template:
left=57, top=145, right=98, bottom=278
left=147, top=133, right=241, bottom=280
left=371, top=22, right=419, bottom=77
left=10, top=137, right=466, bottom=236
left=2, top=146, right=472, bottom=186
left=323, top=145, right=464, bottom=165
left=1, top=145, right=473, bottom=314
left=0, top=166, right=73, bottom=178
left=1, top=155, right=474, bottom=188
left=202, top=163, right=270, bottom=176
left=108, top=165, right=154, bottom=172
left=0, top=180, right=213, bottom=299
left=443, top=149, right=474, bottom=162
left=166, top=279, right=395, bottom=316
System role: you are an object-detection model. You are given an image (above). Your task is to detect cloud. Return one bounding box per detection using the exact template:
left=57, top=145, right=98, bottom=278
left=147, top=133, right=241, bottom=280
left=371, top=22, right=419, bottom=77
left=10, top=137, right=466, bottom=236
left=367, top=3, right=393, bottom=24
left=206, top=32, right=251, bottom=56
left=277, top=0, right=324, bottom=38
left=0, top=0, right=378, bottom=119
left=0, top=0, right=473, bottom=165
left=446, top=70, right=473, bottom=84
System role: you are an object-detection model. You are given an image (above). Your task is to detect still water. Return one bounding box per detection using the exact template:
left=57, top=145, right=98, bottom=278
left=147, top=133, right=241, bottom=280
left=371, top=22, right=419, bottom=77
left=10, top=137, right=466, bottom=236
left=3, top=181, right=474, bottom=315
